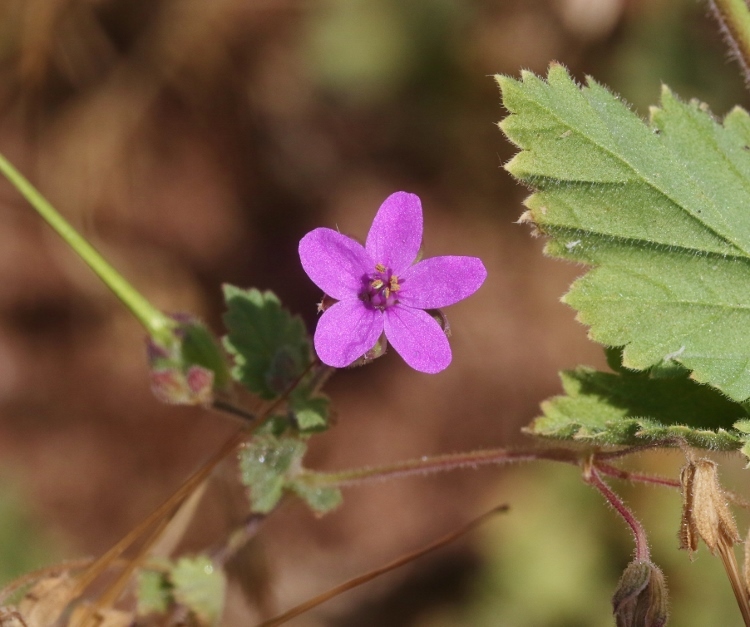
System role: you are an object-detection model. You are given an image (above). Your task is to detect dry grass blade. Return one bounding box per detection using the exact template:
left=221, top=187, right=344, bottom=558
left=68, top=427, right=247, bottom=621
left=70, top=367, right=311, bottom=624
left=0, top=560, right=93, bottom=608
left=254, top=504, right=509, bottom=627
left=77, top=479, right=209, bottom=626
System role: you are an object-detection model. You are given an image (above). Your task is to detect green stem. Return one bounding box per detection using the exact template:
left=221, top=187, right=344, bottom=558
left=0, top=152, right=175, bottom=344
left=710, top=0, right=750, bottom=85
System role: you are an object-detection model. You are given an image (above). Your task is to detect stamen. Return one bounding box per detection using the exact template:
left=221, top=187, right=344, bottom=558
left=371, top=279, right=384, bottom=290
left=375, top=263, right=387, bottom=273
left=384, top=287, right=391, bottom=298
left=390, top=276, right=400, bottom=292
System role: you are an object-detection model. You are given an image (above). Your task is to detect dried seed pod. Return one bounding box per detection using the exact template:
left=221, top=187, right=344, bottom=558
left=679, top=459, right=740, bottom=557
left=679, top=458, right=750, bottom=623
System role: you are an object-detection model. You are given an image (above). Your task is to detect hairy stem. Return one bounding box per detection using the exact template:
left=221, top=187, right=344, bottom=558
left=710, top=0, right=750, bottom=87
left=585, top=465, right=650, bottom=562
left=595, top=461, right=681, bottom=488
left=300, top=446, right=582, bottom=488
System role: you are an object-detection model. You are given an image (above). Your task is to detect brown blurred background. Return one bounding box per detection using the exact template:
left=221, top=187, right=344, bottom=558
left=0, top=0, right=747, bottom=625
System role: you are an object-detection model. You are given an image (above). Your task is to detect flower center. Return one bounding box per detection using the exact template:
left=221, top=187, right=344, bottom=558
left=361, top=263, right=401, bottom=310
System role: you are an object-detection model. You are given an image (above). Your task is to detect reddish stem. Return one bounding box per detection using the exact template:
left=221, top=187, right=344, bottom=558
left=585, top=465, right=650, bottom=562
left=595, top=461, right=681, bottom=489
left=303, top=446, right=582, bottom=488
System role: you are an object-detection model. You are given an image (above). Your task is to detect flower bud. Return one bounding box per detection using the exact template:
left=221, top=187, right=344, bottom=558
left=612, top=559, right=669, bottom=627
left=147, top=313, right=229, bottom=406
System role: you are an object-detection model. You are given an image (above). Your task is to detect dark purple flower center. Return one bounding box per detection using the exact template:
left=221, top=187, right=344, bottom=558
left=361, top=263, right=401, bottom=310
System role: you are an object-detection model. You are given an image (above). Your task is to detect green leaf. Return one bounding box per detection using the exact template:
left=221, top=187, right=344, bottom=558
left=239, top=434, right=343, bottom=514
left=136, top=569, right=172, bottom=616
left=531, top=367, right=747, bottom=449
left=170, top=556, right=226, bottom=626
left=239, top=434, right=307, bottom=513
left=290, top=392, right=330, bottom=431
left=222, top=286, right=310, bottom=399
left=498, top=64, right=750, bottom=402
left=290, top=480, right=343, bottom=515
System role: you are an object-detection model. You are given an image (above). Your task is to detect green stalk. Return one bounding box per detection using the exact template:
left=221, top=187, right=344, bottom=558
left=0, top=152, right=175, bottom=344
left=711, top=0, right=750, bottom=85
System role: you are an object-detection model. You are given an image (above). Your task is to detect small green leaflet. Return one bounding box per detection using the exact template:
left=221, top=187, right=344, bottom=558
left=171, top=556, right=226, bottom=626
left=136, top=557, right=226, bottom=625
left=532, top=366, right=747, bottom=449
left=136, top=568, right=172, bottom=616
left=239, top=434, right=342, bottom=514
left=498, top=64, right=750, bottom=403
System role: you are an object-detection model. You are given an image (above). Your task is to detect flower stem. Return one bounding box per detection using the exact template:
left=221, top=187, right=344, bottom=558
left=0, top=152, right=175, bottom=345
left=710, top=0, right=750, bottom=86
left=585, top=465, right=650, bottom=562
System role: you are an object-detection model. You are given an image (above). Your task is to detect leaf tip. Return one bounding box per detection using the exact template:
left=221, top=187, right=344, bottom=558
left=516, top=210, right=542, bottom=237
left=495, top=74, right=516, bottom=91
left=546, top=61, right=570, bottom=83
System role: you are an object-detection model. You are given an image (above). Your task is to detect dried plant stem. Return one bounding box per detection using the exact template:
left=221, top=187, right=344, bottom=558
left=254, top=504, right=509, bottom=627
left=718, top=538, right=750, bottom=626
left=72, top=515, right=175, bottom=627
left=72, top=362, right=313, bottom=624
left=585, top=465, right=650, bottom=562
left=0, top=559, right=94, bottom=606
left=69, top=427, right=247, bottom=625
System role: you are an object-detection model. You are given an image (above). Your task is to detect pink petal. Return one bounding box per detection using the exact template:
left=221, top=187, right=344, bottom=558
left=399, top=256, right=487, bottom=309
left=383, top=305, right=451, bottom=373
left=365, top=192, right=423, bottom=273
left=299, top=228, right=372, bottom=300
left=314, top=300, right=383, bottom=368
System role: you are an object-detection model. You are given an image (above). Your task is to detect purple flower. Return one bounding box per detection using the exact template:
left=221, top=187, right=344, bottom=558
left=299, top=192, right=487, bottom=373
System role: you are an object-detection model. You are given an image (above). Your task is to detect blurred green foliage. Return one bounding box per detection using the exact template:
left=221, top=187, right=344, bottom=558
left=605, top=0, right=748, bottom=115
left=419, top=461, right=743, bottom=627
left=0, top=482, right=58, bottom=589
